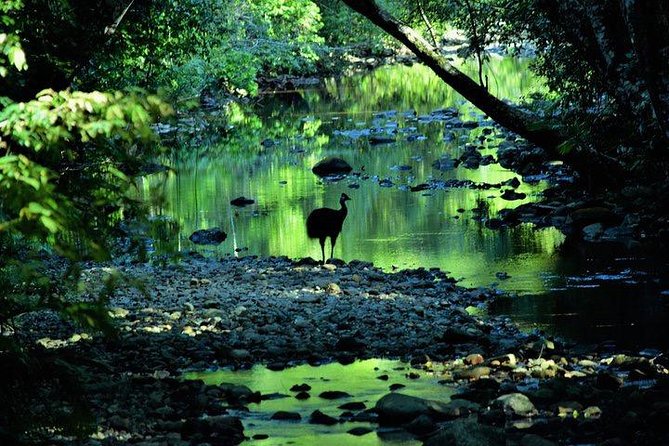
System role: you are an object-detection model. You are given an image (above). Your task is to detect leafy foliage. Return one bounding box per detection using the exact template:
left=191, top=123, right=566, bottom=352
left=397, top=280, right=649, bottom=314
left=0, top=2, right=172, bottom=349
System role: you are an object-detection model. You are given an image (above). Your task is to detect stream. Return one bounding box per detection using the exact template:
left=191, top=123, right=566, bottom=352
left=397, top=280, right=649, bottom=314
left=138, top=57, right=669, bottom=445
left=143, top=58, right=669, bottom=349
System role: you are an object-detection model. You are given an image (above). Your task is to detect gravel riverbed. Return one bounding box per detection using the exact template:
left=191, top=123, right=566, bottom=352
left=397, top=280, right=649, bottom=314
left=5, top=255, right=669, bottom=445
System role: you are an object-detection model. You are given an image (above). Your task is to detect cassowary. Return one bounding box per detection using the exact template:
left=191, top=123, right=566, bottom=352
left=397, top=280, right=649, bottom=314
left=306, top=193, right=351, bottom=264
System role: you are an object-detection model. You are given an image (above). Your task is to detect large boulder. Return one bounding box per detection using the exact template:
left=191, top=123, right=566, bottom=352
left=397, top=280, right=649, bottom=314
left=312, top=157, right=353, bottom=177
left=189, top=228, right=227, bottom=245
left=374, top=393, right=450, bottom=424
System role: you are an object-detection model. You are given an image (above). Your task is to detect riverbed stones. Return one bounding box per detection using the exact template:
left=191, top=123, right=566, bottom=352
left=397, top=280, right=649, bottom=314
left=21, top=255, right=669, bottom=445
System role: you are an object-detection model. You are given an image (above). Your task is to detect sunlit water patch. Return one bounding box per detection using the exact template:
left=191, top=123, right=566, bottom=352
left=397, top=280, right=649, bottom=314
left=185, top=359, right=453, bottom=445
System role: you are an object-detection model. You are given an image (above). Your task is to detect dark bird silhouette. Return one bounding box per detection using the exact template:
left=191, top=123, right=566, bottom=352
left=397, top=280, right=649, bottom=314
left=306, top=193, right=351, bottom=264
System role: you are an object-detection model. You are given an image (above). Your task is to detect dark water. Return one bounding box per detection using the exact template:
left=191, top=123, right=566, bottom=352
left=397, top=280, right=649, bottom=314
left=143, top=59, right=669, bottom=349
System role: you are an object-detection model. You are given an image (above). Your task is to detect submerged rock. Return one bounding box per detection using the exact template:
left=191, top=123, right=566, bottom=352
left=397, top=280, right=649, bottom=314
left=312, top=157, right=353, bottom=177
left=189, top=228, right=227, bottom=245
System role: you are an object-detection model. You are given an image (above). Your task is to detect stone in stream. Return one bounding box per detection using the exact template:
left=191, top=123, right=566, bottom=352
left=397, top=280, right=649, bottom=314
left=230, top=196, right=255, bottom=206
left=270, top=411, right=301, bottom=421
left=312, top=157, right=353, bottom=177
left=500, top=189, right=527, bottom=201
left=338, top=401, right=366, bottom=411
left=374, top=393, right=451, bottom=424
left=319, top=390, right=351, bottom=400
left=188, top=228, right=227, bottom=245
left=290, top=383, right=311, bottom=392
left=218, top=383, right=261, bottom=404
left=348, top=427, right=373, bottom=436
left=492, top=393, right=538, bottom=418
left=310, top=409, right=338, bottom=425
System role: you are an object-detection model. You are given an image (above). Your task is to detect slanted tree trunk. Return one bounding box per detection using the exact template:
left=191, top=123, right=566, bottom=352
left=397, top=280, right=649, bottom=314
left=341, top=0, right=626, bottom=181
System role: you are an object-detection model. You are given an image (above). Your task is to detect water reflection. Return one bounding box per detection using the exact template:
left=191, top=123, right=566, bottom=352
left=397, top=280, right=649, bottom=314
left=141, top=58, right=669, bottom=348
left=142, top=59, right=563, bottom=293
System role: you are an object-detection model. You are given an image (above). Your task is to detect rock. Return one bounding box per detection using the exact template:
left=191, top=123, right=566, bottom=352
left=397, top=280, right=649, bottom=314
left=492, top=393, right=537, bottom=418
left=423, top=417, right=505, bottom=446
left=295, top=391, right=310, bottom=400
left=582, top=223, right=603, bottom=240
left=230, top=196, right=255, bottom=206
left=374, top=393, right=450, bottom=424
left=441, top=326, right=484, bottom=343
left=369, top=135, right=396, bottom=145
left=219, top=383, right=260, bottom=403
left=319, top=390, right=351, bottom=400
left=583, top=406, right=602, bottom=419
left=348, top=427, right=373, bottom=436
left=310, top=410, right=338, bottom=425
left=270, top=411, right=301, bottom=421
left=338, top=401, right=366, bottom=411
left=325, top=283, right=342, bottom=294
left=290, top=383, right=311, bottom=392
left=230, top=349, right=251, bottom=360
left=488, top=354, right=517, bottom=368
left=406, top=414, right=437, bottom=435
left=312, top=157, right=353, bottom=177
left=501, top=190, right=527, bottom=201
left=189, top=228, right=227, bottom=245
left=181, top=416, right=244, bottom=443
left=411, top=183, right=431, bottom=192
left=453, top=366, right=491, bottom=381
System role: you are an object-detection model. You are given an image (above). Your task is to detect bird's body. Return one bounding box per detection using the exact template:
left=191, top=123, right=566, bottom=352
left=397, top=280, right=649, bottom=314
left=306, top=193, right=351, bottom=264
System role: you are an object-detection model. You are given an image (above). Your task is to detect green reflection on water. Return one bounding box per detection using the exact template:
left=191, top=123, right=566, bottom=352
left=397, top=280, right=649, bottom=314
left=142, top=58, right=564, bottom=294
left=185, top=359, right=452, bottom=446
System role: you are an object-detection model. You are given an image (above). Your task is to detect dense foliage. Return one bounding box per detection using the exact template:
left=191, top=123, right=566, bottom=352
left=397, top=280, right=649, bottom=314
left=0, top=1, right=171, bottom=350
left=352, top=0, right=669, bottom=184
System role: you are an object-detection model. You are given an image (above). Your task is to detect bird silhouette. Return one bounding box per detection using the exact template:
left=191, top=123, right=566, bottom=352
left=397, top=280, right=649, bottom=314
left=306, top=193, right=351, bottom=264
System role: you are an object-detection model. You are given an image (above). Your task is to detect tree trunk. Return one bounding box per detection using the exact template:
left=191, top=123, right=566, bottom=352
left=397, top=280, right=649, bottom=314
left=341, top=0, right=626, bottom=180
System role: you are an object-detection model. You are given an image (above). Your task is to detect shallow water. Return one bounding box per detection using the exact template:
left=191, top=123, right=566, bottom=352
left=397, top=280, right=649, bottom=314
left=142, top=58, right=669, bottom=349
left=185, top=359, right=453, bottom=445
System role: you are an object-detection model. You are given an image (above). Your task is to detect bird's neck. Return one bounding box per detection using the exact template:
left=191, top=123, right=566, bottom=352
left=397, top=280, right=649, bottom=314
left=339, top=200, right=348, bottom=215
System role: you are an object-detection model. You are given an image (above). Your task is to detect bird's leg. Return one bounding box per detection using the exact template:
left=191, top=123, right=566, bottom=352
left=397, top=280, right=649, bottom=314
left=319, top=238, right=326, bottom=264
left=330, top=234, right=338, bottom=262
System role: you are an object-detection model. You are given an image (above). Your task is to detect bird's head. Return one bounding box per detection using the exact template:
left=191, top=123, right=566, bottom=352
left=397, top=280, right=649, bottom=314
left=340, top=193, right=351, bottom=202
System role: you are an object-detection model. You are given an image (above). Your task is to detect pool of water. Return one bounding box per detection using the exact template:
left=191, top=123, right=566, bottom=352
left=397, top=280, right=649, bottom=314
left=185, top=359, right=453, bottom=446
left=142, top=58, right=669, bottom=349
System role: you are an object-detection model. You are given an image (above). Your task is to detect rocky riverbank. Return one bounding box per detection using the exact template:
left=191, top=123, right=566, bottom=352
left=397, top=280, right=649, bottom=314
left=2, top=255, right=669, bottom=445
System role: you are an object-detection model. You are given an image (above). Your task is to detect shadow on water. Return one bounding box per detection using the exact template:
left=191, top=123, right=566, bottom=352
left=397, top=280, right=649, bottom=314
left=141, top=58, right=669, bottom=349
